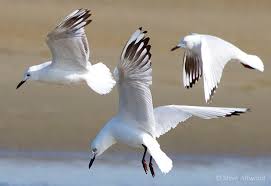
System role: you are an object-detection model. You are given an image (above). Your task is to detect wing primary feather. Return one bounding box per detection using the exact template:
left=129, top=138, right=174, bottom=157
left=138, top=45, right=151, bottom=68
left=183, top=50, right=203, bottom=89
left=46, top=9, right=92, bottom=69
left=58, top=9, right=91, bottom=31
left=128, top=41, right=141, bottom=60
left=117, top=28, right=152, bottom=83
left=124, top=40, right=136, bottom=59
left=133, top=38, right=150, bottom=67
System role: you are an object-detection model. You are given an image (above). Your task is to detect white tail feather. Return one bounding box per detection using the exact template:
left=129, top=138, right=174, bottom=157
left=143, top=134, right=173, bottom=174
left=240, top=54, right=264, bottom=72
left=85, top=63, right=116, bottom=95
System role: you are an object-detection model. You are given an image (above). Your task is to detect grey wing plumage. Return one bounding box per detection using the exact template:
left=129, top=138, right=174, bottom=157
left=47, top=9, right=92, bottom=69
left=115, top=28, right=155, bottom=135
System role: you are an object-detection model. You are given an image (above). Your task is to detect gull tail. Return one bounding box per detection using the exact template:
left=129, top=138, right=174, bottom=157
left=86, top=63, right=116, bottom=95
left=143, top=135, right=173, bottom=174
left=240, top=54, right=264, bottom=72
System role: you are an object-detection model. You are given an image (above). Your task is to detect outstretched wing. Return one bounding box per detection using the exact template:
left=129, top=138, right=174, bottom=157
left=200, top=35, right=240, bottom=103
left=154, top=105, right=248, bottom=138
left=114, top=28, right=155, bottom=134
left=47, top=9, right=92, bottom=70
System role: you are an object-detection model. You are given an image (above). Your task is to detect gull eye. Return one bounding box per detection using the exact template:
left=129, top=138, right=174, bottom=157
left=92, top=148, right=97, bottom=153
left=26, top=74, right=30, bottom=77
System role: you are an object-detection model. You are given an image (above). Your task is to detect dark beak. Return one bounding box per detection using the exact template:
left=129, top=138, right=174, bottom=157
left=16, top=80, right=26, bottom=89
left=171, top=45, right=180, bottom=51
left=88, top=154, right=96, bottom=169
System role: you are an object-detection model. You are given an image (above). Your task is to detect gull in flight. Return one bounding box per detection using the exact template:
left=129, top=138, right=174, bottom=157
left=171, top=33, right=264, bottom=103
left=16, top=9, right=115, bottom=94
left=88, top=28, right=248, bottom=177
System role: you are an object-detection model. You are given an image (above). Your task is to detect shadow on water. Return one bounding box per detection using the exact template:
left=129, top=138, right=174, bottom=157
left=0, top=150, right=270, bottom=186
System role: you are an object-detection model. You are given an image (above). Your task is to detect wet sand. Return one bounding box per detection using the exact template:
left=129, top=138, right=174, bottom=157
left=0, top=0, right=270, bottom=155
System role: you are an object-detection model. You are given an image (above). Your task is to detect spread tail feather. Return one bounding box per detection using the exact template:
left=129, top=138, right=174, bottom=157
left=240, top=54, right=264, bottom=72
left=86, top=63, right=116, bottom=95
left=143, top=135, right=173, bottom=174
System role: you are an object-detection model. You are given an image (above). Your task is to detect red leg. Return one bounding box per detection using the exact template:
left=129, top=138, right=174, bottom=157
left=141, top=144, right=148, bottom=174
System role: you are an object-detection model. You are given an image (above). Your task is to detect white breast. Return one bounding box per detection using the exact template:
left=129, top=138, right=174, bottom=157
left=110, top=118, right=147, bottom=148
left=37, top=67, right=86, bottom=85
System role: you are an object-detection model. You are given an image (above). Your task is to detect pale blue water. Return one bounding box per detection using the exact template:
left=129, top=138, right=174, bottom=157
left=0, top=150, right=270, bottom=186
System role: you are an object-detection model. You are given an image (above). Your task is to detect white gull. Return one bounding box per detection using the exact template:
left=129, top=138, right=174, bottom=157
left=171, top=33, right=264, bottom=103
left=16, top=9, right=115, bottom=94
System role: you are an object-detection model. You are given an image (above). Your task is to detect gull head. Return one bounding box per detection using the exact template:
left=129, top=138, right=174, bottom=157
left=16, top=62, right=51, bottom=89
left=88, top=142, right=104, bottom=169
left=16, top=71, right=31, bottom=89
left=88, top=146, right=98, bottom=169
left=171, top=34, right=201, bottom=51
left=88, top=126, right=116, bottom=169
left=16, top=67, right=37, bottom=89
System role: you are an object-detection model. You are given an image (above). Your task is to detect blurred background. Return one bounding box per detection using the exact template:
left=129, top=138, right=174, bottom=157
left=0, top=0, right=270, bottom=185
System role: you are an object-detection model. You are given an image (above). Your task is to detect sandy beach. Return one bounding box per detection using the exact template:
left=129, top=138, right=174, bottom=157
left=0, top=0, right=270, bottom=156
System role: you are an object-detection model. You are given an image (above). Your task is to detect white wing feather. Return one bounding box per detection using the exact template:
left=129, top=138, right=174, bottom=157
left=154, top=105, right=248, bottom=138
left=47, top=9, right=92, bottom=70
left=114, top=28, right=155, bottom=134
left=201, top=35, right=240, bottom=102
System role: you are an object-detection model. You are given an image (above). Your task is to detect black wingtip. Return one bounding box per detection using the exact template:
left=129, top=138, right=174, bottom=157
left=225, top=110, right=248, bottom=117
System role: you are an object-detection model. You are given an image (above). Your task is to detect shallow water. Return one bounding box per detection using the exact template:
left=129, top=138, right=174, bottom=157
left=0, top=151, right=270, bottom=186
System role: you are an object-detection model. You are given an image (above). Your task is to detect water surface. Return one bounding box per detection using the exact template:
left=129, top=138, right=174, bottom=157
left=0, top=151, right=270, bottom=186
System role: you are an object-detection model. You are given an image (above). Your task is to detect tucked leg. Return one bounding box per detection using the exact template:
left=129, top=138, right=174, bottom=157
left=149, top=156, right=155, bottom=177
left=141, top=144, right=148, bottom=174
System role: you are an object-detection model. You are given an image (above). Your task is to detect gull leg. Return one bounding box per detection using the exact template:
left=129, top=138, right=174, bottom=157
left=149, top=156, right=155, bottom=177
left=141, top=144, right=148, bottom=174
